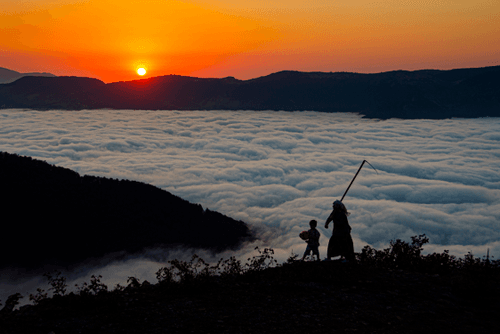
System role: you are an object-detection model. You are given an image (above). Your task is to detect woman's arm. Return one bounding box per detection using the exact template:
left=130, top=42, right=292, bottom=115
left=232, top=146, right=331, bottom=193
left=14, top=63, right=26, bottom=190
left=324, top=211, right=334, bottom=228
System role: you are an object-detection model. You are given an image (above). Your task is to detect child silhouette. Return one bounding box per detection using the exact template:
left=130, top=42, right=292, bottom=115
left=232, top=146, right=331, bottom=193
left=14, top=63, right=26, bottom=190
left=301, top=220, right=321, bottom=261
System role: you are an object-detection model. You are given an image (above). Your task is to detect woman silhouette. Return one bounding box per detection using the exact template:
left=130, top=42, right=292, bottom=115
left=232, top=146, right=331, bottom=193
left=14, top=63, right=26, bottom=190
left=324, top=200, right=355, bottom=262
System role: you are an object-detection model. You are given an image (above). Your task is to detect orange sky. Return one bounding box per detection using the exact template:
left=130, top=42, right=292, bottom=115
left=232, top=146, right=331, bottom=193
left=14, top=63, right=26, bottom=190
left=1, top=0, right=499, bottom=82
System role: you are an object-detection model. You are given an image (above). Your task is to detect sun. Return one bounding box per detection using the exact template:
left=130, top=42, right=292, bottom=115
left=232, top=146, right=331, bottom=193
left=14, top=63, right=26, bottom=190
left=137, top=68, right=146, bottom=76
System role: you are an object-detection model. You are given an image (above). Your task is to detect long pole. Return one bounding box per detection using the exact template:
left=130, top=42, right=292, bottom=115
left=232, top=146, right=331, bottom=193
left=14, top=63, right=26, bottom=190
left=340, top=160, right=378, bottom=202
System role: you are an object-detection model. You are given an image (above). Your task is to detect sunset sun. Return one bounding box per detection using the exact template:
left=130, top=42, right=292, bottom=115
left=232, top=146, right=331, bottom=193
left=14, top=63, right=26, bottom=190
left=137, top=68, right=146, bottom=76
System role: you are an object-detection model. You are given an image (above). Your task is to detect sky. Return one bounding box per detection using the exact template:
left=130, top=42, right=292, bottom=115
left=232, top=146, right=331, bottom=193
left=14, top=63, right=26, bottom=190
left=1, top=109, right=499, bottom=305
left=1, top=0, right=499, bottom=82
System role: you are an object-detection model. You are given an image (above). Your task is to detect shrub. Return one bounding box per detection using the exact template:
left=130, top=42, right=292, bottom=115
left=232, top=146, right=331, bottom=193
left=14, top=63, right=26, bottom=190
left=75, top=275, right=108, bottom=296
left=29, top=288, right=48, bottom=305
left=1, top=293, right=23, bottom=312
left=127, top=277, right=141, bottom=289
left=388, top=234, right=429, bottom=268
left=244, top=247, right=278, bottom=272
left=44, top=271, right=67, bottom=296
left=156, top=254, right=215, bottom=285
left=215, top=256, right=244, bottom=277
left=357, top=234, right=499, bottom=274
left=422, top=250, right=457, bottom=274
left=358, top=234, right=430, bottom=269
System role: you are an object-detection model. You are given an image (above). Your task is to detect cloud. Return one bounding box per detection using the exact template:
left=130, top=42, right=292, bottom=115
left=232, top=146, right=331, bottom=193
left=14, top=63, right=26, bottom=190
left=1, top=109, right=499, bottom=305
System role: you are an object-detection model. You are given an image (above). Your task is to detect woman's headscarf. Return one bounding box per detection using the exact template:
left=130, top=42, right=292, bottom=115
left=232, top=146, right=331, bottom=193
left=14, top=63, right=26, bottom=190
left=333, top=200, right=350, bottom=216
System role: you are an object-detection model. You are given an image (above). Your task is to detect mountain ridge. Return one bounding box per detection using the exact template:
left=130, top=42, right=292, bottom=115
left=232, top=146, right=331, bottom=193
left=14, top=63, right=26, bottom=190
left=1, top=66, right=499, bottom=119
left=0, top=67, right=56, bottom=84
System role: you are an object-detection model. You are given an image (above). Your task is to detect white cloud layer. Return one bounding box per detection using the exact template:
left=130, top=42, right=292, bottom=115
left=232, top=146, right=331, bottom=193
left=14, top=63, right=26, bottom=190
left=1, top=109, right=499, bottom=304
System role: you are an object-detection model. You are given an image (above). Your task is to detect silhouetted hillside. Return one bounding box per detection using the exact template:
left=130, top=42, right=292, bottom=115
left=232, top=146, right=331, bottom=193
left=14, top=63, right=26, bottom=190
left=0, top=67, right=56, bottom=84
left=1, top=239, right=499, bottom=334
left=1, top=66, right=499, bottom=119
left=0, top=152, right=254, bottom=272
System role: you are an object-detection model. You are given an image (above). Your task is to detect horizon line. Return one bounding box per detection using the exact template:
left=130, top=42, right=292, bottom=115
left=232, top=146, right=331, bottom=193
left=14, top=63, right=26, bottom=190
left=2, top=64, right=500, bottom=85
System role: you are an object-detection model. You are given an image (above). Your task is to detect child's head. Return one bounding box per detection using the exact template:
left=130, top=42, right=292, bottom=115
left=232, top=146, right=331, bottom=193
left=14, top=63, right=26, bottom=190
left=309, top=220, right=317, bottom=228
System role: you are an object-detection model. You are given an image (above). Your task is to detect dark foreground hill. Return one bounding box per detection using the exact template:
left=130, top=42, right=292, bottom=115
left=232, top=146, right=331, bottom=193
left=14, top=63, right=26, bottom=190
left=1, top=66, right=499, bottom=119
left=0, top=152, right=254, bottom=273
left=1, top=242, right=499, bottom=334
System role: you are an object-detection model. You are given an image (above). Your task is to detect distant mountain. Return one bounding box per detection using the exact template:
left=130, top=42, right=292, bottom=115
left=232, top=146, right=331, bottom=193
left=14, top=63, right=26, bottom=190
left=0, top=151, right=254, bottom=272
left=1, top=66, right=499, bottom=119
left=0, top=67, right=56, bottom=84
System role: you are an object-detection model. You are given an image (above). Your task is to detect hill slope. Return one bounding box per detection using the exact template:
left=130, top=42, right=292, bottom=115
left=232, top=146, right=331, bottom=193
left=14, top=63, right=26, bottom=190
left=0, top=152, right=254, bottom=272
left=1, top=257, right=499, bottom=334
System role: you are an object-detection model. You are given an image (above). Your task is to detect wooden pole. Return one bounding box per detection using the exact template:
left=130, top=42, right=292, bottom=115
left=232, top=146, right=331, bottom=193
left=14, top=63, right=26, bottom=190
left=340, top=160, right=378, bottom=202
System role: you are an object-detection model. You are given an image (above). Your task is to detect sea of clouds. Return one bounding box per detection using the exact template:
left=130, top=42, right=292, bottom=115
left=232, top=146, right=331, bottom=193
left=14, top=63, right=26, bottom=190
left=1, top=109, right=499, bottom=304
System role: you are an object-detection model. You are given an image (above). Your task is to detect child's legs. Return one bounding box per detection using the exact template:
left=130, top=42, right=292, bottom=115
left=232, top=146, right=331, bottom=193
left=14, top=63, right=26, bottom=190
left=312, top=246, right=320, bottom=260
left=302, top=245, right=312, bottom=260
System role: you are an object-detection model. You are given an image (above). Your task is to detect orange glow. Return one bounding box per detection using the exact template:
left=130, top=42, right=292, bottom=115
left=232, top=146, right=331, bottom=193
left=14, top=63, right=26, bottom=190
left=1, top=0, right=499, bottom=82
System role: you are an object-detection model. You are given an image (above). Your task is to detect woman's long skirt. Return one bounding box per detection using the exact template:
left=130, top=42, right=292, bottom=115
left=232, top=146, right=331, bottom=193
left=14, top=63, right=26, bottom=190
left=327, top=233, right=354, bottom=260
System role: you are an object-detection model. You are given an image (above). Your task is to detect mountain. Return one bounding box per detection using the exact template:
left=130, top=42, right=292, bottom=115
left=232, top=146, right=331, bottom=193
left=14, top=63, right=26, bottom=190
left=0, top=152, right=254, bottom=273
left=1, top=66, right=499, bottom=119
left=0, top=67, right=56, bottom=84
